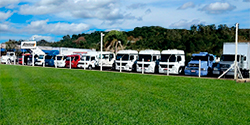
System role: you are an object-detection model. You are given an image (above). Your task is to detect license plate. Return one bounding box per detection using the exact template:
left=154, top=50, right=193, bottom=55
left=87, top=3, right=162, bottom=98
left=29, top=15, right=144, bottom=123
left=164, top=68, right=168, bottom=70
left=191, top=70, right=195, bottom=72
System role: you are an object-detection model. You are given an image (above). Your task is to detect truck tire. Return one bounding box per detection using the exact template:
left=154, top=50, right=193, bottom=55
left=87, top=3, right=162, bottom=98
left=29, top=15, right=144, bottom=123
left=208, top=68, right=213, bottom=76
left=178, top=67, right=184, bottom=75
left=88, top=66, right=92, bottom=70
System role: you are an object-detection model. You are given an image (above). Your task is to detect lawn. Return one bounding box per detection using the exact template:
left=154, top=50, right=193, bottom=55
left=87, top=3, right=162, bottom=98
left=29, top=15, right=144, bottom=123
left=0, top=64, right=249, bottom=124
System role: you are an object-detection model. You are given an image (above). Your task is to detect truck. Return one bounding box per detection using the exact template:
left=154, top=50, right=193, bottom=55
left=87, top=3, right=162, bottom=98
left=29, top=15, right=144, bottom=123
left=136, top=50, right=160, bottom=73
left=77, top=52, right=98, bottom=70
left=96, top=52, right=116, bottom=69
left=54, top=54, right=68, bottom=67
left=215, top=42, right=250, bottom=77
left=115, top=50, right=138, bottom=72
left=65, top=54, right=81, bottom=68
left=1, top=52, right=16, bottom=64
left=158, top=49, right=185, bottom=74
left=44, top=50, right=59, bottom=67
left=184, top=52, right=215, bottom=76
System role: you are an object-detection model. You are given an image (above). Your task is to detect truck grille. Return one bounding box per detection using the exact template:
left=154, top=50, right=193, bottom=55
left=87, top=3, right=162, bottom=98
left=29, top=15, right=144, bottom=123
left=138, top=64, right=150, bottom=67
left=221, top=64, right=231, bottom=68
left=117, top=63, right=127, bottom=66
left=189, top=63, right=199, bottom=67
left=160, top=65, right=173, bottom=68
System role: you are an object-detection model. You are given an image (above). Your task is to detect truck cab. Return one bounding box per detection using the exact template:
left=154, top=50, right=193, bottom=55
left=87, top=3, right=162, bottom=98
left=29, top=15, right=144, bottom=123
left=158, top=49, right=185, bottom=74
left=136, top=50, right=160, bottom=73
left=1, top=52, right=16, bottom=64
left=115, top=50, right=138, bottom=72
left=65, top=55, right=81, bottom=68
left=77, top=52, right=98, bottom=69
left=35, top=55, right=46, bottom=66
left=55, top=54, right=68, bottom=67
left=96, top=52, right=115, bottom=68
left=184, top=52, right=215, bottom=76
left=219, top=54, right=245, bottom=76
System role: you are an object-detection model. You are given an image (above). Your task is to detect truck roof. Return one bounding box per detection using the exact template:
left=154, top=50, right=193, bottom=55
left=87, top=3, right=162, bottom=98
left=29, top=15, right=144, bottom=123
left=139, top=50, right=160, bottom=55
left=192, top=52, right=214, bottom=56
left=161, top=49, right=184, bottom=55
left=117, top=50, right=138, bottom=55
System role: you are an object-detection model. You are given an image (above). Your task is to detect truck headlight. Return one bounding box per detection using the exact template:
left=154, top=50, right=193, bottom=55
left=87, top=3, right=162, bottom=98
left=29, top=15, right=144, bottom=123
left=185, top=67, right=190, bottom=70
left=214, top=67, right=218, bottom=71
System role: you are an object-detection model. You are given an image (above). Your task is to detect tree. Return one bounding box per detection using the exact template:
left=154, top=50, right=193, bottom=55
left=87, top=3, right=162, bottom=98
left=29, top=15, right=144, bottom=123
left=103, top=30, right=127, bottom=53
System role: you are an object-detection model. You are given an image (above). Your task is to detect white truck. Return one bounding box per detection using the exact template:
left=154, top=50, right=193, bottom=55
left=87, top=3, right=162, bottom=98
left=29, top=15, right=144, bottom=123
left=33, top=47, right=46, bottom=66
left=158, top=49, right=185, bottom=74
left=115, top=50, right=138, bottom=71
left=55, top=54, right=68, bottom=67
left=96, top=51, right=116, bottom=68
left=215, top=42, right=250, bottom=77
left=1, top=52, right=16, bottom=64
left=136, top=50, right=160, bottom=73
left=77, top=51, right=98, bottom=70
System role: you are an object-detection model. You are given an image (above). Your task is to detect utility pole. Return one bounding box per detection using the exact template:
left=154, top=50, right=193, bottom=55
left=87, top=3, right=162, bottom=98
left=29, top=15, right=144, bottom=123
left=100, top=33, right=105, bottom=71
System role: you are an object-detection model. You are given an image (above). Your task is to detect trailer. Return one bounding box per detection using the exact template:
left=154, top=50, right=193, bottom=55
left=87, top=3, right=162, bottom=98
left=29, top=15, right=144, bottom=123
left=158, top=49, right=185, bottom=74
left=136, top=50, right=160, bottom=73
left=115, top=50, right=138, bottom=72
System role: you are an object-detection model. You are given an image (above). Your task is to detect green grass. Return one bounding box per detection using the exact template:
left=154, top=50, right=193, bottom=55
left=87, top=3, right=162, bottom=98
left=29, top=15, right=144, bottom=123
left=0, top=64, right=249, bottom=124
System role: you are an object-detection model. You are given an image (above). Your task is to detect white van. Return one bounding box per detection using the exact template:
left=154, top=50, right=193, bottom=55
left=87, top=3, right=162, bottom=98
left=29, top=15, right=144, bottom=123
left=77, top=52, right=98, bottom=69
left=115, top=50, right=138, bottom=71
left=158, top=49, right=185, bottom=74
left=136, top=50, right=160, bottom=73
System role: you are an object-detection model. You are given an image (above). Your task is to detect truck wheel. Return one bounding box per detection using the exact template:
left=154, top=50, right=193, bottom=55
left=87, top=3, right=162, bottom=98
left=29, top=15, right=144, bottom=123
left=178, top=67, right=184, bottom=75
left=208, top=68, right=212, bottom=76
left=88, top=66, right=92, bottom=70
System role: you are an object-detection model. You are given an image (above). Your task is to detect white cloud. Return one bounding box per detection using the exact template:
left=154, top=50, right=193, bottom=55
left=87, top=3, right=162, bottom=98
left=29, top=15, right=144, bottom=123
left=177, top=2, right=195, bottom=10
left=243, top=0, right=250, bottom=2
left=23, top=19, right=90, bottom=35
left=0, top=11, right=13, bottom=21
left=30, top=35, right=53, bottom=41
left=169, top=19, right=205, bottom=29
left=199, top=2, right=236, bottom=14
left=0, top=0, right=19, bottom=7
left=127, top=3, right=146, bottom=9
left=0, top=23, right=10, bottom=32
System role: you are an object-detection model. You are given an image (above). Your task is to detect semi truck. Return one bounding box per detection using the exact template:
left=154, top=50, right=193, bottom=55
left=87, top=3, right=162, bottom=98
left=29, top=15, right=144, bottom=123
left=184, top=52, right=215, bottom=76
left=1, top=52, right=16, bottom=64
left=77, top=51, right=98, bottom=70
left=215, top=42, right=250, bottom=77
left=158, top=49, right=185, bottom=74
left=115, top=50, right=138, bottom=71
left=136, top=50, right=160, bottom=73
left=96, top=52, right=115, bottom=69
left=65, top=54, right=81, bottom=68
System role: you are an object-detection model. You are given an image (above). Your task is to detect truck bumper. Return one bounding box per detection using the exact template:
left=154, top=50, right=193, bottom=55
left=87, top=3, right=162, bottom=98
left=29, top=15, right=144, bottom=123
left=159, top=68, right=178, bottom=74
left=184, top=70, right=208, bottom=76
left=137, top=67, right=154, bottom=73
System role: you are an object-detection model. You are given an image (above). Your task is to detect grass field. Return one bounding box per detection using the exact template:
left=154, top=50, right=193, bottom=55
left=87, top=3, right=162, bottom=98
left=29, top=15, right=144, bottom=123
left=0, top=64, right=249, bottom=124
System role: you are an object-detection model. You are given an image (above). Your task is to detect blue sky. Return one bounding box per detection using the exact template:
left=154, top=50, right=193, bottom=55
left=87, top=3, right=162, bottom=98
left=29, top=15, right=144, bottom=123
left=0, top=0, right=249, bottom=43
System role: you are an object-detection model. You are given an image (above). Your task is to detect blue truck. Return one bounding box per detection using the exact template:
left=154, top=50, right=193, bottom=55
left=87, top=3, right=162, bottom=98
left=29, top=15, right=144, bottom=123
left=44, top=50, right=59, bottom=67
left=184, top=52, right=215, bottom=76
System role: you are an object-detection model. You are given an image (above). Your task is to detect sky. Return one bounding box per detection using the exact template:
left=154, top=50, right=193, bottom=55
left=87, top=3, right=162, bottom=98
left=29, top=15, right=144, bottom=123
left=0, top=0, right=249, bottom=43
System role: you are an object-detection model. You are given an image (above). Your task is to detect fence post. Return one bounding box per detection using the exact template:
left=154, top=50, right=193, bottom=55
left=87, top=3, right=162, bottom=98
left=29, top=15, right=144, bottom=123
left=84, top=56, right=86, bottom=70
left=22, top=55, right=24, bottom=65
left=142, top=58, right=144, bottom=74
left=55, top=56, right=57, bottom=68
left=167, top=59, right=169, bottom=76
left=43, top=55, right=45, bottom=67
left=120, top=57, right=122, bottom=72
left=199, top=59, right=201, bottom=78
left=70, top=57, right=71, bottom=69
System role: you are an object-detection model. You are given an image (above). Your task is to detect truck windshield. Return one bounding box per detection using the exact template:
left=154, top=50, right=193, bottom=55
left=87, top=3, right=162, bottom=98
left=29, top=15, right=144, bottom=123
left=221, top=55, right=240, bottom=61
left=138, top=55, right=152, bottom=62
left=45, top=56, right=52, bottom=59
left=116, top=54, right=129, bottom=60
left=66, top=57, right=74, bottom=61
left=161, top=54, right=176, bottom=62
left=191, top=56, right=208, bottom=61
left=81, top=56, right=90, bottom=61
left=99, top=54, right=109, bottom=59
left=57, top=56, right=63, bottom=60
left=38, top=55, right=44, bottom=59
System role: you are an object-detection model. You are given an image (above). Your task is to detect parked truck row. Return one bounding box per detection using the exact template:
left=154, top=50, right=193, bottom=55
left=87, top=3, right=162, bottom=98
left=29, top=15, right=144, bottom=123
left=1, top=42, right=250, bottom=78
